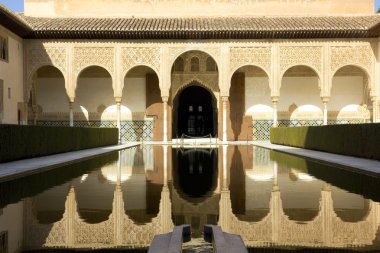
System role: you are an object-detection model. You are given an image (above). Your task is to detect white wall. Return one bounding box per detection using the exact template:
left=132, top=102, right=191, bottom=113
left=245, top=77, right=272, bottom=119
left=330, top=76, right=365, bottom=111
left=0, top=202, right=23, bottom=253
left=122, top=77, right=146, bottom=119
left=0, top=25, right=24, bottom=124
left=36, top=78, right=67, bottom=112
left=278, top=77, right=322, bottom=112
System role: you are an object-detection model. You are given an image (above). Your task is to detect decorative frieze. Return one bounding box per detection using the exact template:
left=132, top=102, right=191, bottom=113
left=27, top=46, right=67, bottom=79
left=122, top=47, right=160, bottom=75
left=74, top=47, right=114, bottom=75
left=171, top=73, right=219, bottom=98
left=279, top=46, right=322, bottom=75
left=230, top=47, right=271, bottom=74
left=331, top=46, right=373, bottom=76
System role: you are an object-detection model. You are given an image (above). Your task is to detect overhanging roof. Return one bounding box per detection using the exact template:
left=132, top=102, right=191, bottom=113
left=3, top=4, right=380, bottom=40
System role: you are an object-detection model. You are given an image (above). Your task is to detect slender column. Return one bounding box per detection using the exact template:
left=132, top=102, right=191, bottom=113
left=222, top=96, right=228, bottom=143
left=164, top=145, right=168, bottom=186
left=65, top=186, right=76, bottom=246
left=271, top=96, right=279, bottom=127
left=114, top=152, right=123, bottom=245
left=371, top=96, right=378, bottom=123
left=273, top=161, right=279, bottom=190
left=222, top=145, right=228, bottom=188
left=115, top=97, right=122, bottom=142
left=69, top=100, right=74, bottom=127
left=162, top=96, right=169, bottom=143
left=322, top=96, right=330, bottom=126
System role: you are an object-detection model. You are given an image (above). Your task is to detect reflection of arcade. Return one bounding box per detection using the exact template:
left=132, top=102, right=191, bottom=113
left=23, top=145, right=380, bottom=250
left=222, top=146, right=380, bottom=248
left=24, top=146, right=174, bottom=250
left=171, top=148, right=219, bottom=237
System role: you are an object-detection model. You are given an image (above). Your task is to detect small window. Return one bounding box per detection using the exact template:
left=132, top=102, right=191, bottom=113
left=190, top=57, right=199, bottom=72
left=189, top=105, right=193, bottom=112
left=174, top=57, right=184, bottom=72
left=7, top=88, right=11, bottom=99
left=0, top=231, right=8, bottom=253
left=198, top=106, right=202, bottom=112
left=0, top=36, right=8, bottom=61
left=0, top=80, right=3, bottom=120
left=206, top=57, right=217, bottom=71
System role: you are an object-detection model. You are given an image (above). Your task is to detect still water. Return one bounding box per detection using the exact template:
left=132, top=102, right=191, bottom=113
left=1, top=145, right=380, bottom=252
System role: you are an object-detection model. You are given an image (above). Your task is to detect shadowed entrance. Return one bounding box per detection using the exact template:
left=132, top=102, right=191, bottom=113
left=173, top=85, right=217, bottom=138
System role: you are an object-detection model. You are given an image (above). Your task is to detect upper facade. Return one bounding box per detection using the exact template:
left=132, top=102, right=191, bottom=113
left=24, top=0, right=375, bottom=18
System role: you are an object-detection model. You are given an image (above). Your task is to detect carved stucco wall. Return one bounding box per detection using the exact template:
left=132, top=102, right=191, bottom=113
left=25, top=41, right=377, bottom=106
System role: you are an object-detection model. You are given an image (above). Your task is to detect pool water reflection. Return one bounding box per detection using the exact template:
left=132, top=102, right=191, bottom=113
left=1, top=145, right=380, bottom=252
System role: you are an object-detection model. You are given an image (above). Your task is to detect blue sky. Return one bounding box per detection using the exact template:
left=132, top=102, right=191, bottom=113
left=0, top=0, right=380, bottom=13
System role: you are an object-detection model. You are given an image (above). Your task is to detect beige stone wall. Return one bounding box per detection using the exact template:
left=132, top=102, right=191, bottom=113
left=0, top=25, right=24, bottom=124
left=0, top=202, right=24, bottom=253
left=24, top=0, right=374, bottom=17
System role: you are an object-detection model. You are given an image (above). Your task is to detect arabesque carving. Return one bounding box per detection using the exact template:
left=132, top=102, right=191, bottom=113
left=169, top=47, right=220, bottom=66
left=279, top=46, right=322, bottom=75
left=171, top=73, right=219, bottom=98
left=27, top=46, right=67, bottom=79
left=230, top=47, right=271, bottom=74
left=122, top=47, right=160, bottom=75
left=74, top=47, right=114, bottom=75
left=331, top=46, right=374, bottom=76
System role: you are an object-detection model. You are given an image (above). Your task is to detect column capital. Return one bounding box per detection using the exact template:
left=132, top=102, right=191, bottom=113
left=221, top=96, right=229, bottom=102
left=115, top=97, right=122, bottom=103
left=69, top=97, right=75, bottom=103
left=371, top=96, right=377, bottom=103
left=321, top=96, right=330, bottom=103
left=271, top=96, right=279, bottom=103
left=162, top=96, right=169, bottom=103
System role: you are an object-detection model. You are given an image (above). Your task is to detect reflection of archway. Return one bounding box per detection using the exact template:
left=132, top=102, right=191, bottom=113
left=172, top=84, right=217, bottom=138
left=172, top=148, right=218, bottom=202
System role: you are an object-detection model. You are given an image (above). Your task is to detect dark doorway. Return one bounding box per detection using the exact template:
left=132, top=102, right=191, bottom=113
left=173, top=85, right=217, bottom=138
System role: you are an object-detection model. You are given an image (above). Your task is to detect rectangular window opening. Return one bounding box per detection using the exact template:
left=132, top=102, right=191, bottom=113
left=0, top=231, right=8, bottom=253
left=0, top=36, right=8, bottom=61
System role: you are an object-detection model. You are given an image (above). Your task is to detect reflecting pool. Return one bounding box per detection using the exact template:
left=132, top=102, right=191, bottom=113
left=1, top=145, right=380, bottom=252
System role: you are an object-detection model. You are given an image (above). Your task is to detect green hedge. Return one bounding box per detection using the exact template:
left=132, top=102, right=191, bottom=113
left=0, top=124, right=118, bottom=163
left=270, top=123, right=380, bottom=160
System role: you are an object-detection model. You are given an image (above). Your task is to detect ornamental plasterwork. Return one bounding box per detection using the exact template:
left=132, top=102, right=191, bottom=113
left=169, top=47, right=221, bottom=67
left=331, top=46, right=374, bottom=79
left=27, top=46, right=67, bottom=80
left=279, top=46, right=322, bottom=76
left=74, top=47, right=114, bottom=75
left=122, top=47, right=160, bottom=75
left=230, top=47, right=271, bottom=75
left=171, top=74, right=219, bottom=98
left=223, top=190, right=378, bottom=248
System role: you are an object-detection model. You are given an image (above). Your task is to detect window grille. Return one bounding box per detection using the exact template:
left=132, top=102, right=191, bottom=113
left=0, top=36, right=8, bottom=61
left=174, top=57, right=184, bottom=72
left=190, top=57, right=199, bottom=72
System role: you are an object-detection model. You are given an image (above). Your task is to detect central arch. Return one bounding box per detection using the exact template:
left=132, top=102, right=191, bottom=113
left=172, top=84, right=217, bottom=138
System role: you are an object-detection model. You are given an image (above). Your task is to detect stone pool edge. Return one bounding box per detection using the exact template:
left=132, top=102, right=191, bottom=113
left=253, top=140, right=380, bottom=178
left=0, top=142, right=141, bottom=183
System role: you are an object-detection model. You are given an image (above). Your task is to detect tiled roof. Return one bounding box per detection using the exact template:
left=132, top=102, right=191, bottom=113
left=0, top=5, right=32, bottom=37
left=21, top=15, right=380, bottom=39
left=2, top=3, right=380, bottom=39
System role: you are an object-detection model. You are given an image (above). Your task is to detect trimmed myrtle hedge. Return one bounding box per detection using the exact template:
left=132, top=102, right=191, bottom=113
left=0, top=124, right=118, bottom=163
left=270, top=123, right=380, bottom=160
